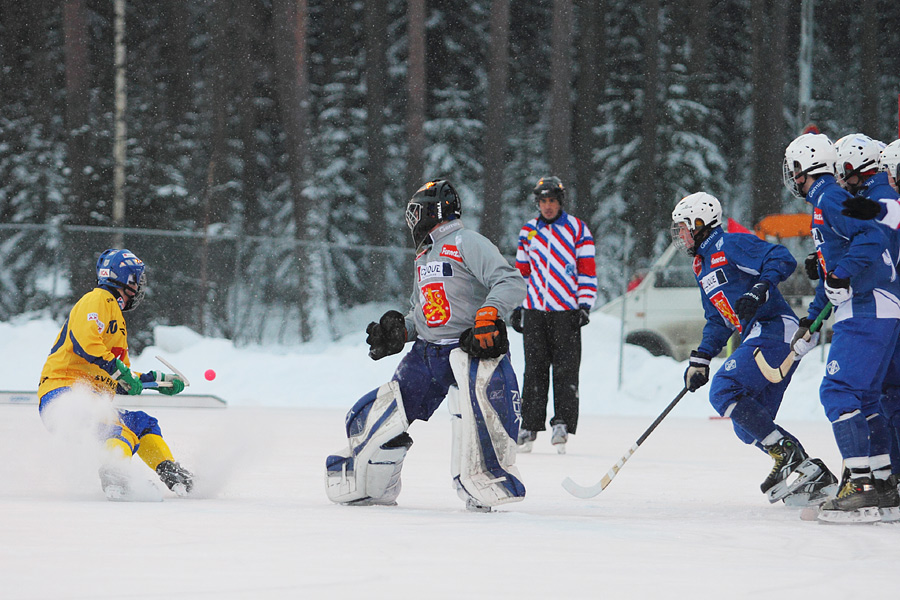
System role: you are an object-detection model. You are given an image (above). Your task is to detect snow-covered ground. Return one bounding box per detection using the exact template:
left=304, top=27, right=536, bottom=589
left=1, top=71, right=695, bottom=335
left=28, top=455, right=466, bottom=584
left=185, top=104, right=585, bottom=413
left=1, top=311, right=897, bottom=599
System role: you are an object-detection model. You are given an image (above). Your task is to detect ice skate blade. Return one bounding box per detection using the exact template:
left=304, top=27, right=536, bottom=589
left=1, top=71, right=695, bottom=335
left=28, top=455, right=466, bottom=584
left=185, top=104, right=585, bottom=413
left=816, top=506, right=881, bottom=524
left=879, top=507, right=900, bottom=523
left=783, top=482, right=838, bottom=507
left=766, top=459, right=822, bottom=503
left=554, top=443, right=566, bottom=455
left=465, top=500, right=492, bottom=513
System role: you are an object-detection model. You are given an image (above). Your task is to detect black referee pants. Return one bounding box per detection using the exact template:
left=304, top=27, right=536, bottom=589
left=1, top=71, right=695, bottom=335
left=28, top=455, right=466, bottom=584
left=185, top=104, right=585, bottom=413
left=520, top=309, right=582, bottom=434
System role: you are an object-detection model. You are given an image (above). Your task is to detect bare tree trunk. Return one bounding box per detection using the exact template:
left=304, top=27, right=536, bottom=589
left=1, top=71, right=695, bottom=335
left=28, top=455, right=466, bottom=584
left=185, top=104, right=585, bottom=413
left=572, top=0, right=604, bottom=218
left=406, top=0, right=427, bottom=201
left=548, top=0, right=573, bottom=186
left=234, top=1, right=261, bottom=235
left=365, top=0, right=389, bottom=248
left=480, top=0, right=510, bottom=247
left=750, top=0, right=787, bottom=223
left=860, top=0, right=878, bottom=136
left=635, top=0, right=660, bottom=249
left=161, top=0, right=192, bottom=122
left=63, top=0, right=91, bottom=224
left=112, top=0, right=127, bottom=245
left=273, top=0, right=314, bottom=340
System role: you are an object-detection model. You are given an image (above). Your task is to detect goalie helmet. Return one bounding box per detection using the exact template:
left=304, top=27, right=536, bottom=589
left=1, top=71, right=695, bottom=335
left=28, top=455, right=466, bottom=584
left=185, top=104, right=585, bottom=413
left=880, top=139, right=900, bottom=183
left=406, top=179, right=462, bottom=249
left=783, top=133, right=837, bottom=198
left=671, top=192, right=722, bottom=256
left=834, top=133, right=883, bottom=189
left=96, top=248, right=146, bottom=312
left=533, top=176, right=566, bottom=204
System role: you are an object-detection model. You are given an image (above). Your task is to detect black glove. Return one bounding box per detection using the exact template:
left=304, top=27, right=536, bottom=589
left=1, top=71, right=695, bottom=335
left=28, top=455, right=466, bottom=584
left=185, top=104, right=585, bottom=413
left=459, top=319, right=509, bottom=359
left=804, top=252, right=820, bottom=280
left=366, top=310, right=407, bottom=360
left=734, top=281, right=769, bottom=323
left=684, top=350, right=711, bottom=392
left=577, top=305, right=591, bottom=327
left=842, top=196, right=885, bottom=221
left=509, top=307, right=524, bottom=333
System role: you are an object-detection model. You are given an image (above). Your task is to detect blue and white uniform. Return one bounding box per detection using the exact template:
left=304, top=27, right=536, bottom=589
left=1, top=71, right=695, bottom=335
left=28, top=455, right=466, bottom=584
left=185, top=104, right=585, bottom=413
left=805, top=174, right=900, bottom=464
left=692, top=226, right=801, bottom=447
left=858, top=171, right=900, bottom=473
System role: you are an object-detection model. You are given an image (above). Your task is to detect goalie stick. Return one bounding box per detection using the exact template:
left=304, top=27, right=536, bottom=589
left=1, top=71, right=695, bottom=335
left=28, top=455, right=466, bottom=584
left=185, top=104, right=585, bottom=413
left=753, top=302, right=831, bottom=384
left=562, top=387, right=688, bottom=499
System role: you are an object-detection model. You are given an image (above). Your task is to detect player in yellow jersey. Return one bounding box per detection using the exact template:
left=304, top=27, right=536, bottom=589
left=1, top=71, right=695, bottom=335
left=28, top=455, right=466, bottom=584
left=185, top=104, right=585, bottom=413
left=38, top=249, right=194, bottom=500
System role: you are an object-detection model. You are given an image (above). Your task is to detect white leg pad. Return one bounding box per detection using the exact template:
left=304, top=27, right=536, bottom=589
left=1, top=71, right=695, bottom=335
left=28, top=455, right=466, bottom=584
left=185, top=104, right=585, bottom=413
left=448, top=348, right=525, bottom=508
left=325, top=381, right=411, bottom=505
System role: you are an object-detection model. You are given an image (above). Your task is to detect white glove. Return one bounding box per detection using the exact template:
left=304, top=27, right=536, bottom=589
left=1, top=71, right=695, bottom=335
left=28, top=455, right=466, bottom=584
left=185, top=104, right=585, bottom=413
left=824, top=272, right=852, bottom=306
left=790, top=317, right=820, bottom=359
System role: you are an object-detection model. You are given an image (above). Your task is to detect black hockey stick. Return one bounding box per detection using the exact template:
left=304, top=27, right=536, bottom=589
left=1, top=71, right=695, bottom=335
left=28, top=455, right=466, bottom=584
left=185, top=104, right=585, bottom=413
left=753, top=302, right=831, bottom=384
left=562, top=386, right=688, bottom=499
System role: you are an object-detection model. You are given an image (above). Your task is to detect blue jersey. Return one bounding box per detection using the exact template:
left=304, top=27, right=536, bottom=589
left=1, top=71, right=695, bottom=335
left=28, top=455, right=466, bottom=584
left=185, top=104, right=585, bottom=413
left=693, top=227, right=797, bottom=357
left=805, top=174, right=900, bottom=322
left=859, top=171, right=900, bottom=265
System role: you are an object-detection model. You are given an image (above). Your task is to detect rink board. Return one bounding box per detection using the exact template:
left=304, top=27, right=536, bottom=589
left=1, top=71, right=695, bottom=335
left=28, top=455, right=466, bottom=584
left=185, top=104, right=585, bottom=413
left=0, top=390, right=226, bottom=408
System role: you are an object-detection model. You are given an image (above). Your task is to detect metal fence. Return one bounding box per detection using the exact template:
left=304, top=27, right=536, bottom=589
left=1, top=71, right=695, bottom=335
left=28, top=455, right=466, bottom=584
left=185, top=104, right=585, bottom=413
left=0, top=223, right=415, bottom=350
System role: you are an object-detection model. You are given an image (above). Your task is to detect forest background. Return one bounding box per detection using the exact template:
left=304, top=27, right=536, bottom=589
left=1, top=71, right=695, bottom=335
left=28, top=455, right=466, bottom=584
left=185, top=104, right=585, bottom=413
left=2, top=0, right=899, bottom=349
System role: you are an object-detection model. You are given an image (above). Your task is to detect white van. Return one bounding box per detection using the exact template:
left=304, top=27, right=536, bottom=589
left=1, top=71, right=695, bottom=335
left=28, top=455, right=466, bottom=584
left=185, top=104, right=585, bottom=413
left=599, top=216, right=818, bottom=361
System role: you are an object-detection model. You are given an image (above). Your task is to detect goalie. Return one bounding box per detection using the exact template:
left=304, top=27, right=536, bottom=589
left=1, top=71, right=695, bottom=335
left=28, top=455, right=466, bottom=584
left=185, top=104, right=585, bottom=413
left=325, top=180, right=527, bottom=512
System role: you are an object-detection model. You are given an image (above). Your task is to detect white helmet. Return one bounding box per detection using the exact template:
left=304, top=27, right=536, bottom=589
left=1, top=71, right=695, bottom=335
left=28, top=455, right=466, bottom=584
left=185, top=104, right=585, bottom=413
left=671, top=192, right=722, bottom=255
left=880, top=139, right=900, bottom=182
left=834, top=133, right=883, bottom=182
left=783, top=133, right=837, bottom=198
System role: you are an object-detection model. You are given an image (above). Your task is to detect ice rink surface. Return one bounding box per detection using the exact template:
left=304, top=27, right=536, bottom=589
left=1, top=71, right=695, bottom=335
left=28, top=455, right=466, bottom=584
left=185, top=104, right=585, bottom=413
left=2, top=403, right=898, bottom=600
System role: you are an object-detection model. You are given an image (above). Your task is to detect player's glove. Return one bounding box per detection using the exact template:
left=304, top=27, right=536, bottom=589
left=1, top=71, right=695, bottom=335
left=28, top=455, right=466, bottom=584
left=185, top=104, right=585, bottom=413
left=365, top=310, right=407, bottom=361
left=459, top=308, right=509, bottom=359
left=577, top=304, right=591, bottom=327
left=684, top=350, right=711, bottom=392
left=790, top=316, right=820, bottom=359
left=841, top=195, right=886, bottom=221
left=804, top=253, right=820, bottom=280
left=113, top=359, right=143, bottom=396
left=145, top=371, right=186, bottom=396
left=824, top=271, right=852, bottom=306
left=509, top=307, right=524, bottom=334
left=734, top=281, right=769, bottom=323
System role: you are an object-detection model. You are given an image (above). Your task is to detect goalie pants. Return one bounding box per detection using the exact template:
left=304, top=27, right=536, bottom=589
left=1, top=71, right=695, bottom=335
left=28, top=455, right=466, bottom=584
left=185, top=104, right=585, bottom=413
left=392, top=339, right=461, bottom=423
left=521, top=309, right=581, bottom=434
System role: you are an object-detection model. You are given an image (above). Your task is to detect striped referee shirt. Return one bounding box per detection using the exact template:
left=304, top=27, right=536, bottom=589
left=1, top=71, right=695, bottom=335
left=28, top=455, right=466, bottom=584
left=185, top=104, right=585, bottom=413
left=515, top=211, right=597, bottom=311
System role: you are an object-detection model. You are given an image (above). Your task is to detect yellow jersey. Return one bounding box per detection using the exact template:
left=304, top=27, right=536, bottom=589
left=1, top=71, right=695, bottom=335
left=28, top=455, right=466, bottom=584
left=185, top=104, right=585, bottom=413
left=38, top=287, right=139, bottom=397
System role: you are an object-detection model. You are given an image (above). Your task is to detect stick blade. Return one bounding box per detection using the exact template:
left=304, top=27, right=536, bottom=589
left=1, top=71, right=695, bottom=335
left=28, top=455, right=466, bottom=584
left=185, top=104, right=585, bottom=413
left=753, top=347, right=785, bottom=384
left=561, top=476, right=606, bottom=499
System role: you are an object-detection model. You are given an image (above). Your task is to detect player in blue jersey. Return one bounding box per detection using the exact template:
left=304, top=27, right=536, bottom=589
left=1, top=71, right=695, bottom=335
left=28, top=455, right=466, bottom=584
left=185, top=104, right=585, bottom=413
left=835, top=135, right=900, bottom=515
left=785, top=132, right=900, bottom=522
left=672, top=192, right=836, bottom=506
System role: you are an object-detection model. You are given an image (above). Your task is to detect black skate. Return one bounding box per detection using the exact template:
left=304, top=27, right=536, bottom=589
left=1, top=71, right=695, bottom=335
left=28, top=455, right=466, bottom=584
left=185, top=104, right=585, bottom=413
left=517, top=429, right=537, bottom=453
left=875, top=475, right=900, bottom=523
left=816, top=474, right=881, bottom=524
left=760, top=438, right=820, bottom=503
left=783, top=459, right=838, bottom=507
left=156, top=460, right=194, bottom=496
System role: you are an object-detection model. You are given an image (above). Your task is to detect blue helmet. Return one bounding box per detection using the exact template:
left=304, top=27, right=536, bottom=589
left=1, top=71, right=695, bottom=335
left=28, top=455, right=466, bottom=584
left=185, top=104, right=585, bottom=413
left=96, top=249, right=146, bottom=311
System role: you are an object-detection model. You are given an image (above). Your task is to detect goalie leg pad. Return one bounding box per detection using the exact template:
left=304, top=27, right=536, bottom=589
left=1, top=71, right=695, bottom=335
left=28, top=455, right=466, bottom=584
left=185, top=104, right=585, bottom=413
left=448, top=348, right=525, bottom=508
left=325, top=381, right=411, bottom=505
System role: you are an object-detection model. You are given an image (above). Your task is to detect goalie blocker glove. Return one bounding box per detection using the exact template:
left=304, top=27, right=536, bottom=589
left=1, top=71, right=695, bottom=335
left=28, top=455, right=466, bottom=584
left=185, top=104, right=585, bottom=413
left=459, top=308, right=509, bottom=359
left=684, top=350, right=711, bottom=392
left=366, top=310, right=407, bottom=361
